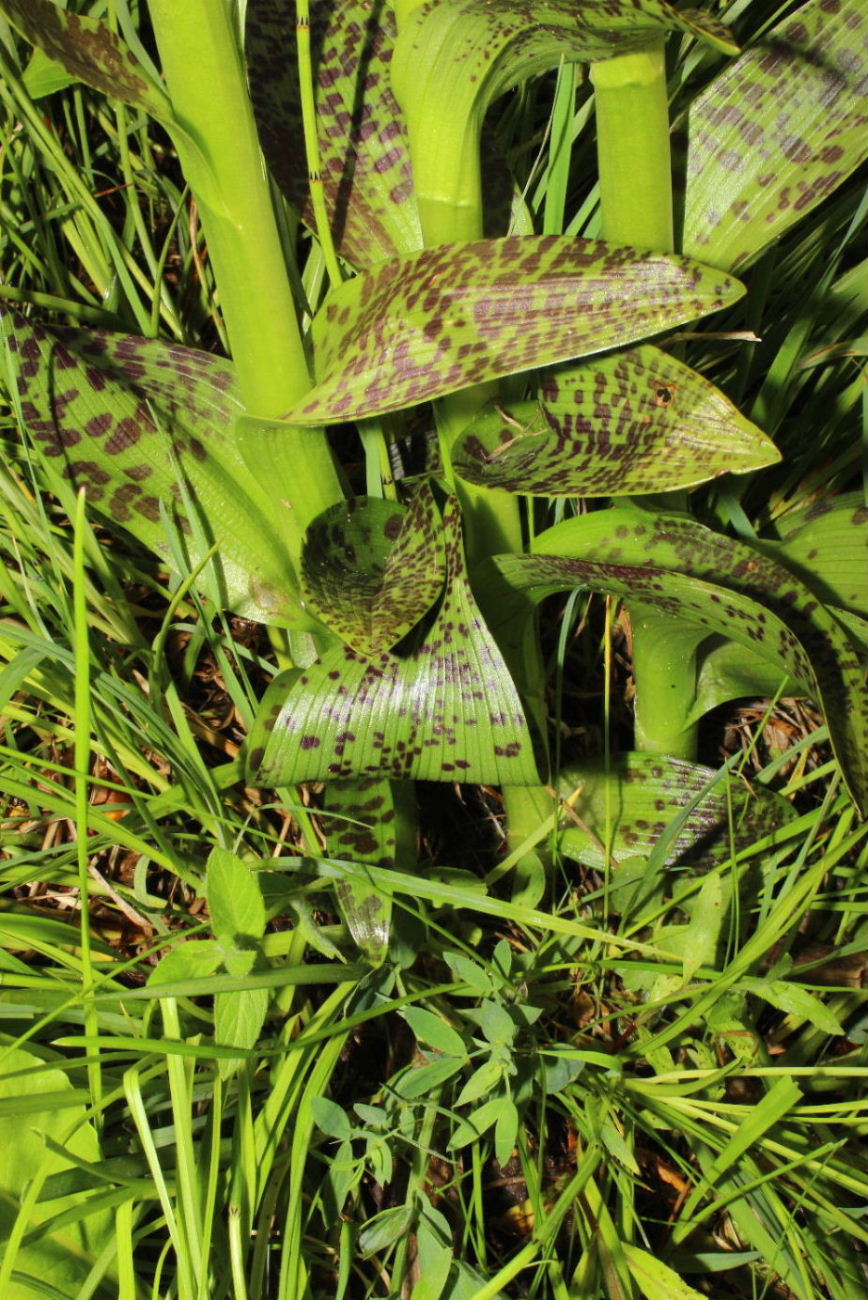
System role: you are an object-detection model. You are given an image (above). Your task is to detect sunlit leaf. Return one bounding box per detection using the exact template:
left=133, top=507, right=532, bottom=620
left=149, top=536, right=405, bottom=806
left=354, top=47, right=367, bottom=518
left=684, top=0, right=868, bottom=271
left=206, top=848, right=267, bottom=947
left=558, top=753, right=796, bottom=870
left=1, top=311, right=308, bottom=627
left=288, top=237, right=744, bottom=423
left=452, top=344, right=777, bottom=495
left=246, top=0, right=421, bottom=268
left=247, top=499, right=540, bottom=786
left=758, top=493, right=868, bottom=618
left=301, top=483, right=445, bottom=654
left=0, top=0, right=171, bottom=119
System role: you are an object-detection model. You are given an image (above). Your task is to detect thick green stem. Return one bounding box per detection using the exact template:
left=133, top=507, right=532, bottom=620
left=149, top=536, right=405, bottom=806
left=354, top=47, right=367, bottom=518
left=591, top=41, right=699, bottom=760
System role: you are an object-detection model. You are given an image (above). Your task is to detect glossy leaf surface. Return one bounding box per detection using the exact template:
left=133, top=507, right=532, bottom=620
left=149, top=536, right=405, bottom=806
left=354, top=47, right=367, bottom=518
left=288, top=237, right=743, bottom=423
left=452, top=344, right=777, bottom=495
left=684, top=0, right=868, bottom=271
left=1, top=312, right=304, bottom=627
left=558, top=753, right=796, bottom=870
left=301, top=483, right=445, bottom=654
left=0, top=0, right=170, bottom=119
left=246, top=0, right=421, bottom=268
left=248, top=499, right=539, bottom=786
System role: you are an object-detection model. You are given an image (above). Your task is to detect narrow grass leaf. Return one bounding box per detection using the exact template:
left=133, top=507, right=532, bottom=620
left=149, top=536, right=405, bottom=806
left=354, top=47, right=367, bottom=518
left=289, top=238, right=744, bottom=422
left=622, top=1244, right=706, bottom=1300
left=453, top=344, right=778, bottom=495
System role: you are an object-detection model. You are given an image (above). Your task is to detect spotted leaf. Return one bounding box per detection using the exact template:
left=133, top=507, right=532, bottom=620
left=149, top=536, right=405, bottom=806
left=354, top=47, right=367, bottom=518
left=301, top=482, right=446, bottom=654
left=452, top=344, right=777, bottom=496
left=558, top=753, right=796, bottom=871
left=491, top=508, right=867, bottom=812
left=247, top=498, right=539, bottom=786
left=0, top=0, right=171, bottom=119
left=683, top=0, right=868, bottom=271
left=757, top=494, right=868, bottom=619
left=286, top=237, right=744, bottom=423
left=245, top=0, right=421, bottom=269
left=1, top=311, right=309, bottom=628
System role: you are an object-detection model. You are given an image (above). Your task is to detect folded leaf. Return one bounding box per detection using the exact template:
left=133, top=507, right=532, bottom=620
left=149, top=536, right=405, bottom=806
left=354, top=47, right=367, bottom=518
left=0, top=0, right=171, bottom=119
left=1, top=311, right=309, bottom=627
left=301, top=483, right=446, bottom=653
left=684, top=0, right=868, bottom=271
left=248, top=498, right=539, bottom=786
left=288, top=237, right=744, bottom=423
left=558, top=753, right=796, bottom=870
left=452, top=344, right=777, bottom=495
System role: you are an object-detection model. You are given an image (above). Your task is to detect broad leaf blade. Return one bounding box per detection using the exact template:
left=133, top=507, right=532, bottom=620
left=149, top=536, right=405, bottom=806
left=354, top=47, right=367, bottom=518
left=453, top=344, right=778, bottom=495
left=0, top=0, right=170, bottom=119
left=290, top=238, right=744, bottom=423
left=301, top=483, right=446, bottom=653
left=558, top=753, right=796, bottom=870
left=684, top=0, right=868, bottom=271
left=246, top=0, right=422, bottom=268
left=248, top=499, right=539, bottom=786
left=758, top=494, right=868, bottom=619
left=2, top=312, right=306, bottom=627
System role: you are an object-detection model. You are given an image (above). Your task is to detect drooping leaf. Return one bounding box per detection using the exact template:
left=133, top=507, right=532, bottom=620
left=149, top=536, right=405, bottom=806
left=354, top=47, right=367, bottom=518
left=0, top=0, right=171, bottom=119
left=490, top=509, right=866, bottom=811
left=452, top=344, right=777, bottom=495
left=1, top=311, right=310, bottom=628
left=683, top=0, right=868, bottom=271
left=757, top=494, right=868, bottom=619
left=247, top=498, right=540, bottom=786
left=287, top=237, right=744, bottom=423
left=557, top=753, right=796, bottom=870
left=245, top=0, right=422, bottom=268
left=301, top=482, right=445, bottom=654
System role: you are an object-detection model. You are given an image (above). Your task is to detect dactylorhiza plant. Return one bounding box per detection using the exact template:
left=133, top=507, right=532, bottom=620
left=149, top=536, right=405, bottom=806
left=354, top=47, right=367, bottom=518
left=1, top=0, right=864, bottom=966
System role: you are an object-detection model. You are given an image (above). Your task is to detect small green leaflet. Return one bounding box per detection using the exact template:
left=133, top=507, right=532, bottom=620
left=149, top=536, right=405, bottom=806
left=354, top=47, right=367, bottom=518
left=0, top=0, right=171, bottom=120
left=288, top=237, right=744, bottom=423
left=684, top=0, right=868, bottom=271
left=452, top=344, right=778, bottom=496
left=247, top=498, right=540, bottom=786
left=301, top=483, right=446, bottom=654
left=1, top=311, right=307, bottom=627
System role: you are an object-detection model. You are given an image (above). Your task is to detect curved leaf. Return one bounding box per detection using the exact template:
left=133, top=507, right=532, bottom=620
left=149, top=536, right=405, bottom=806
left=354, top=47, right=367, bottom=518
left=247, top=499, right=539, bottom=786
left=288, top=237, right=744, bottom=423
left=246, top=0, right=422, bottom=268
left=452, top=344, right=777, bottom=495
left=1, top=311, right=306, bottom=627
left=301, top=483, right=445, bottom=653
left=758, top=494, right=868, bottom=618
left=684, top=0, right=868, bottom=271
left=0, top=0, right=170, bottom=119
left=558, top=753, right=796, bottom=870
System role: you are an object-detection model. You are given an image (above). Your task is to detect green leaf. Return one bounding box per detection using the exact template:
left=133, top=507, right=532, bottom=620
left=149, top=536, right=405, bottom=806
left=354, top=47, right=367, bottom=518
left=247, top=499, right=541, bottom=786
left=455, top=1058, right=504, bottom=1107
left=0, top=0, right=171, bottom=119
left=206, top=848, right=266, bottom=946
left=287, top=238, right=744, bottom=423
left=448, top=1096, right=504, bottom=1149
left=358, top=1204, right=415, bottom=1258
left=311, top=1095, right=353, bottom=1142
left=758, top=493, right=868, bottom=619
left=1, top=312, right=308, bottom=627
left=21, top=46, right=77, bottom=98
left=321, top=779, right=399, bottom=966
left=214, top=985, right=270, bottom=1075
left=403, top=1007, right=467, bottom=1059
left=494, top=1097, right=519, bottom=1167
left=476, top=999, right=517, bottom=1048
left=622, top=1244, right=706, bottom=1300
left=453, top=344, right=778, bottom=495
left=301, top=483, right=446, bottom=654
left=558, top=753, right=795, bottom=872
left=411, top=1203, right=454, bottom=1300
left=443, top=951, right=494, bottom=996
left=739, top=978, right=844, bottom=1036
left=246, top=0, right=422, bottom=268
left=526, top=508, right=868, bottom=812
left=394, top=1055, right=466, bottom=1100
left=148, top=940, right=223, bottom=989
left=0, top=1048, right=112, bottom=1300
left=684, top=0, right=868, bottom=271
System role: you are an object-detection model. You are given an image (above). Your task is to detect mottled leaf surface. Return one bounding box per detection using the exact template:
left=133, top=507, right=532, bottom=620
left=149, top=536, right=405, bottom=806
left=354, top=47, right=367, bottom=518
left=301, top=483, right=445, bottom=653
left=0, top=0, right=170, bottom=118
left=1, top=311, right=305, bottom=627
left=288, top=237, right=743, bottom=423
left=758, top=494, right=868, bottom=618
left=452, top=344, right=777, bottom=496
left=558, top=753, right=796, bottom=870
left=248, top=499, right=539, bottom=786
left=495, top=509, right=866, bottom=811
left=684, top=0, right=868, bottom=271
left=246, top=0, right=421, bottom=268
